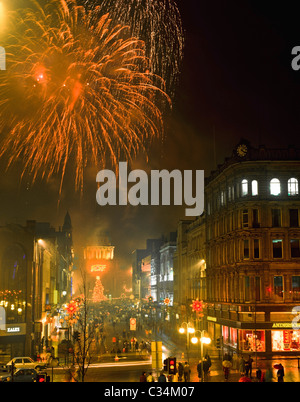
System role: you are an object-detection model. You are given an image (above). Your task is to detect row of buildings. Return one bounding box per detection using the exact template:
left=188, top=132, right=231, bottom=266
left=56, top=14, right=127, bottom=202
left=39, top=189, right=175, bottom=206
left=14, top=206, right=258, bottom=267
left=132, top=141, right=300, bottom=358
left=0, top=211, right=135, bottom=362
left=0, top=213, right=73, bottom=363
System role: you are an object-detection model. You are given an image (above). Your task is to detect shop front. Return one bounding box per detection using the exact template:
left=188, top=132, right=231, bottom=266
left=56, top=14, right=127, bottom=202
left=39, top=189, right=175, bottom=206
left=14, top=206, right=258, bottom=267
left=271, top=323, right=300, bottom=353
left=0, top=323, right=27, bottom=364
left=205, top=317, right=300, bottom=357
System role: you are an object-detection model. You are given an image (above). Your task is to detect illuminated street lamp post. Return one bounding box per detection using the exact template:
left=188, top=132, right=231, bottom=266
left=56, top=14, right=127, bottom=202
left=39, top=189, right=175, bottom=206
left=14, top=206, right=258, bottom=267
left=178, top=322, right=195, bottom=363
left=191, top=330, right=211, bottom=382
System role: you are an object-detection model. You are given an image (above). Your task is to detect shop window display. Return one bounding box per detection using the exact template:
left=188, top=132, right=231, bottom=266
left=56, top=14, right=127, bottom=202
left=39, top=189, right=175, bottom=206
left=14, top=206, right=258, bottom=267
left=272, top=330, right=300, bottom=351
left=239, top=330, right=265, bottom=352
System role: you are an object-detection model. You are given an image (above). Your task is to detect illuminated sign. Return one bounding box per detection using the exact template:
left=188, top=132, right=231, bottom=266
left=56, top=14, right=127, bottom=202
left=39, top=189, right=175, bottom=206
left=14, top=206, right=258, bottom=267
left=91, top=265, right=106, bottom=273
left=272, top=323, right=297, bottom=329
left=7, top=327, right=20, bottom=333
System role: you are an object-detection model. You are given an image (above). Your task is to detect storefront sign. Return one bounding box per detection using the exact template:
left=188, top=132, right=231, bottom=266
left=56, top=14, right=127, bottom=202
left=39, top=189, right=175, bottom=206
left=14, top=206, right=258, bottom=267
left=207, top=316, right=217, bottom=322
left=7, top=326, right=20, bottom=333
left=1, top=324, right=26, bottom=336
left=272, top=322, right=297, bottom=329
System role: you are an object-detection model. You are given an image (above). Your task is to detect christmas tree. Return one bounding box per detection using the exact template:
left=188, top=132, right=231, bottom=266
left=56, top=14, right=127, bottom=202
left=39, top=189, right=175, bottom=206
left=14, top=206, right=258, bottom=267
left=92, top=276, right=107, bottom=303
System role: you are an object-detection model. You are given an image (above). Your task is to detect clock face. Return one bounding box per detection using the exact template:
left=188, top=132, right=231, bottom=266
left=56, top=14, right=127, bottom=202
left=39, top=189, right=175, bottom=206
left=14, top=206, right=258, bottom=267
left=237, top=144, right=248, bottom=157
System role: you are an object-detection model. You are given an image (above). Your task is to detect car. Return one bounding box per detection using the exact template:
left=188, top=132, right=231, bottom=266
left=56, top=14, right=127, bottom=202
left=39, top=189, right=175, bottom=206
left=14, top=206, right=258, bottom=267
left=0, top=368, right=38, bottom=382
left=6, top=357, right=47, bottom=371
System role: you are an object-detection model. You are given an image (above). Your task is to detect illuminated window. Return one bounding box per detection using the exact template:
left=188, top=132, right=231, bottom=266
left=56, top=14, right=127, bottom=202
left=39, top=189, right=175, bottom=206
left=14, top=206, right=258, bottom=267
left=288, top=178, right=299, bottom=196
left=240, top=330, right=265, bottom=352
left=270, top=178, right=281, bottom=196
left=241, top=180, right=248, bottom=196
left=251, top=180, right=258, bottom=196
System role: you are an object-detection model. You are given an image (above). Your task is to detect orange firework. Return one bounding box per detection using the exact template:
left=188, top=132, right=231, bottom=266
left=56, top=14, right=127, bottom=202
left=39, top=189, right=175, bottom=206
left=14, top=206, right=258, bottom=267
left=0, top=0, right=170, bottom=192
left=84, top=0, right=185, bottom=98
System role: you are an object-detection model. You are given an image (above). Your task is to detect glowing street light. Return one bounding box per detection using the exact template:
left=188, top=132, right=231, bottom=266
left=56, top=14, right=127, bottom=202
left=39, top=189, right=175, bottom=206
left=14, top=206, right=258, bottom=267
left=191, top=330, right=211, bottom=382
left=178, top=322, right=195, bottom=363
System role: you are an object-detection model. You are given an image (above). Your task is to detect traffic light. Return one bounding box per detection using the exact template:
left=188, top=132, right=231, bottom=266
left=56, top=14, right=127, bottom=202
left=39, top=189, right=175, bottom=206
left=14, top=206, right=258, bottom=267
left=73, top=331, right=81, bottom=342
left=36, top=373, right=50, bottom=382
left=163, top=358, right=168, bottom=372
left=168, top=357, right=176, bottom=375
left=216, top=337, right=221, bottom=349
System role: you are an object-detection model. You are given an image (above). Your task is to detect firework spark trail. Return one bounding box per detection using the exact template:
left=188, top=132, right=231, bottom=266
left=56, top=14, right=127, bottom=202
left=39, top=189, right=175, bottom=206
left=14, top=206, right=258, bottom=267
left=83, top=0, right=184, bottom=99
left=0, top=0, right=171, bottom=192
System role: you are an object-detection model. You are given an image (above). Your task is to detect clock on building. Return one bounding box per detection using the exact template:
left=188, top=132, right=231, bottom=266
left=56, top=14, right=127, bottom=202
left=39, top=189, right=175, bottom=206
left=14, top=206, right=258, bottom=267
left=236, top=143, right=248, bottom=157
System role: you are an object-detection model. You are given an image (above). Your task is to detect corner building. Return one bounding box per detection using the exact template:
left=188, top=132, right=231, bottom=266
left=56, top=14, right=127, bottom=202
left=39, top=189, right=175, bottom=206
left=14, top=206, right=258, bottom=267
left=204, top=141, right=300, bottom=357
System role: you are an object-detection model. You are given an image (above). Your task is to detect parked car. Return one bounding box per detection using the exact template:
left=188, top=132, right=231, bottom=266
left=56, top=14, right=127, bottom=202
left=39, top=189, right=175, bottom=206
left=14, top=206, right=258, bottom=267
left=0, top=368, right=38, bottom=382
left=6, top=357, right=47, bottom=371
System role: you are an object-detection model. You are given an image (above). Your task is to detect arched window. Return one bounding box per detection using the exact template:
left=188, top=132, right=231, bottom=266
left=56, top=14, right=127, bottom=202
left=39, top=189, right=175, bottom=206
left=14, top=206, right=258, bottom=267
left=252, top=180, right=258, bottom=196
left=288, top=178, right=299, bottom=196
left=241, top=180, right=248, bottom=196
left=270, top=178, right=281, bottom=196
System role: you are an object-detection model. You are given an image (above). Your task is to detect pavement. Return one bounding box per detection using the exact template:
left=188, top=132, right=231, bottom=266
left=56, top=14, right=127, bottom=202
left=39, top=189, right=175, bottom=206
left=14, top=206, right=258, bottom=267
left=78, top=319, right=300, bottom=382
left=157, top=331, right=300, bottom=382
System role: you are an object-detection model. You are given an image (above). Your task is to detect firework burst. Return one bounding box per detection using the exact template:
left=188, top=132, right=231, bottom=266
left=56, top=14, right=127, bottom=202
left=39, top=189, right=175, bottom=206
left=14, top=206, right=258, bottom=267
left=0, top=0, right=170, bottom=192
left=84, top=0, right=184, bottom=99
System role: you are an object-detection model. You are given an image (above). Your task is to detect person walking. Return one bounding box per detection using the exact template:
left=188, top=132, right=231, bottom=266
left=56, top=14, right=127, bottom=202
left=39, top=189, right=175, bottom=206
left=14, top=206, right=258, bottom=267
left=245, top=355, right=253, bottom=377
left=276, top=364, right=284, bottom=382
left=204, top=353, right=212, bottom=372
left=239, top=355, right=246, bottom=376
left=197, top=360, right=202, bottom=382
left=140, top=371, right=147, bottom=382
left=222, top=359, right=232, bottom=381
left=177, top=362, right=184, bottom=382
left=146, top=372, right=155, bottom=382
left=158, top=371, right=167, bottom=382
left=183, top=361, right=191, bottom=382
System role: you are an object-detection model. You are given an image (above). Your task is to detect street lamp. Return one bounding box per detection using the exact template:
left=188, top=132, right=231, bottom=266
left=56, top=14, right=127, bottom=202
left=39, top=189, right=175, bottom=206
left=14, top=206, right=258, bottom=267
left=178, top=322, right=195, bottom=363
left=191, top=330, right=211, bottom=382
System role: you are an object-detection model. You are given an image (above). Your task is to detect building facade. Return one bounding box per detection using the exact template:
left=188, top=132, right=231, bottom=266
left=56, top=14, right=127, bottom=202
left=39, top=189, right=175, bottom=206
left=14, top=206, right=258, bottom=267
left=174, top=141, right=300, bottom=357
left=0, top=213, right=74, bottom=362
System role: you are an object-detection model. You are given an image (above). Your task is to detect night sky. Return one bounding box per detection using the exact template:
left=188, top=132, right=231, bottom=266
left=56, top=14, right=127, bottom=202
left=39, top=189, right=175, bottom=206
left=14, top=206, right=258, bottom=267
left=1, top=0, right=300, bottom=270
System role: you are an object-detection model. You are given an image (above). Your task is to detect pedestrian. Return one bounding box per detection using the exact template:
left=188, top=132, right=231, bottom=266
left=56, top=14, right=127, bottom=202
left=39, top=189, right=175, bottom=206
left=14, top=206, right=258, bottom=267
left=245, top=355, right=253, bottom=377
left=197, top=360, right=202, bottom=382
left=158, top=371, right=167, bottom=382
left=177, top=362, right=184, bottom=382
left=147, top=372, right=155, bottom=382
left=140, top=371, right=147, bottom=382
left=276, top=364, right=284, bottom=382
left=203, top=359, right=210, bottom=378
left=183, top=361, right=191, bottom=382
left=222, top=359, right=232, bottom=381
left=204, top=353, right=212, bottom=371
left=239, top=355, right=246, bottom=376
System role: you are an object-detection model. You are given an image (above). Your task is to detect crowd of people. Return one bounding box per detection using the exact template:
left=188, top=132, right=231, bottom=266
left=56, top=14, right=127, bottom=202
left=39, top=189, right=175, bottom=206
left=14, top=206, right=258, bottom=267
left=139, top=353, right=286, bottom=382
